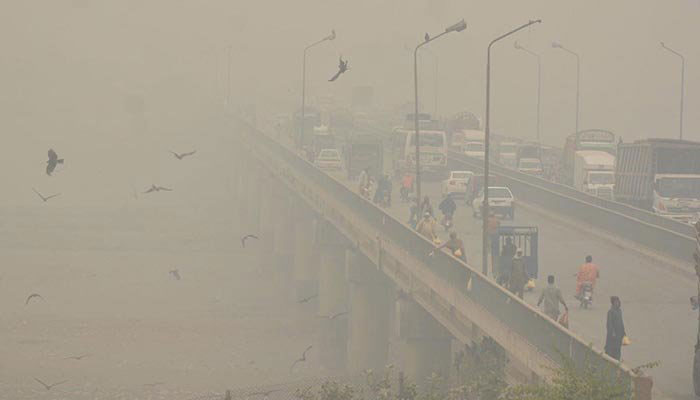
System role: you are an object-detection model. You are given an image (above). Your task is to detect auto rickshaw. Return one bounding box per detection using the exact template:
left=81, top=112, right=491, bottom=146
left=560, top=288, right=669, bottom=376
left=491, top=226, right=538, bottom=290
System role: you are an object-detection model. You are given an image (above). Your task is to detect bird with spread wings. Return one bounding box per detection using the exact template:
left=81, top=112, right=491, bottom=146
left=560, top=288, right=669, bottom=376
left=328, top=57, right=349, bottom=82
left=46, top=149, right=64, bottom=176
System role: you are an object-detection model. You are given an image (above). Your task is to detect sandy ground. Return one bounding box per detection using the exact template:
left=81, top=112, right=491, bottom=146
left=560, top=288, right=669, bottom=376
left=0, top=198, right=323, bottom=399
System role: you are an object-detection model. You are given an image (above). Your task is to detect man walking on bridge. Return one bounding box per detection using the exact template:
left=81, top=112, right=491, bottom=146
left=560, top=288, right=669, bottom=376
left=537, top=275, right=568, bottom=321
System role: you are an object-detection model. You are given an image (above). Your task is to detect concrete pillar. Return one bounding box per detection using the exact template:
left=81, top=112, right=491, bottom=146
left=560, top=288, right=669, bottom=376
left=346, top=249, right=392, bottom=374
left=397, top=297, right=453, bottom=387
left=257, top=188, right=277, bottom=271
left=293, top=214, right=319, bottom=302
left=272, top=193, right=294, bottom=279
left=316, top=221, right=350, bottom=372
left=245, top=167, right=261, bottom=233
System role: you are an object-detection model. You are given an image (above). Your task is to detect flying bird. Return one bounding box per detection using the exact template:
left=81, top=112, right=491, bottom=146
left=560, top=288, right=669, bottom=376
left=25, top=293, right=44, bottom=305
left=317, top=311, right=348, bottom=320
left=143, top=184, right=173, bottom=194
left=241, top=234, right=259, bottom=248
left=32, top=188, right=60, bottom=202
left=328, top=57, right=349, bottom=82
left=169, top=269, right=181, bottom=280
left=64, top=354, right=90, bottom=361
left=290, top=345, right=312, bottom=372
left=46, top=149, right=64, bottom=176
left=170, top=150, right=196, bottom=160
left=425, top=33, right=430, bottom=42
left=34, top=378, right=68, bottom=391
left=298, top=294, right=318, bottom=304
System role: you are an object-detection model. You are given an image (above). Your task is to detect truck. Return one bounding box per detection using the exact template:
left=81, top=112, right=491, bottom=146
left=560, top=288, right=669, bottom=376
left=460, top=130, right=486, bottom=159
left=615, top=139, right=700, bottom=223
left=516, top=143, right=543, bottom=177
left=573, top=151, right=615, bottom=200
left=392, top=114, right=447, bottom=175
left=312, top=125, right=335, bottom=155
left=345, top=133, right=384, bottom=180
left=561, top=129, right=616, bottom=185
left=497, top=141, right=519, bottom=169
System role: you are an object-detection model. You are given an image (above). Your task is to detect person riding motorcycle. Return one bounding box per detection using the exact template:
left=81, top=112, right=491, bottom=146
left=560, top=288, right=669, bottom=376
left=576, top=255, right=600, bottom=299
left=438, top=195, right=457, bottom=230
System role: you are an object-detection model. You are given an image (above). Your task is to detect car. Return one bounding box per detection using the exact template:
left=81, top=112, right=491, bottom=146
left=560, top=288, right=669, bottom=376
left=472, top=186, right=515, bottom=219
left=314, top=148, right=343, bottom=170
left=441, top=170, right=474, bottom=198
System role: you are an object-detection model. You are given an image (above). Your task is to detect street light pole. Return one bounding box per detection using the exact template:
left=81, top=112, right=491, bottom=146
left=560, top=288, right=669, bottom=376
left=661, top=42, right=685, bottom=140
left=552, top=42, right=580, bottom=135
left=226, top=45, right=232, bottom=108
left=514, top=41, right=542, bottom=143
left=299, top=30, right=335, bottom=148
left=413, top=19, right=466, bottom=212
left=483, top=20, right=542, bottom=276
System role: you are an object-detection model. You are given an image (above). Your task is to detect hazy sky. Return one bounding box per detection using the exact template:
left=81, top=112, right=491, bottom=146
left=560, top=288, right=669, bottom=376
left=1, top=0, right=698, bottom=204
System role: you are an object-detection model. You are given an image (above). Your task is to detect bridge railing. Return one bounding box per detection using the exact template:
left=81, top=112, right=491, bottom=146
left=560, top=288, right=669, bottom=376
left=242, top=123, right=636, bottom=392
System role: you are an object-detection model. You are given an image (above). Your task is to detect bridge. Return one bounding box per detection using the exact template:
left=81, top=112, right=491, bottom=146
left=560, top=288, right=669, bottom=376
left=229, top=117, right=664, bottom=398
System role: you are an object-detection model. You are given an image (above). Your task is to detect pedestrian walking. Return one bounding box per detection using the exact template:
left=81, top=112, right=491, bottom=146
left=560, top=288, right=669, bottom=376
left=537, top=275, right=568, bottom=321
left=604, top=296, right=626, bottom=361
left=498, top=237, right=517, bottom=286
left=508, top=249, right=528, bottom=299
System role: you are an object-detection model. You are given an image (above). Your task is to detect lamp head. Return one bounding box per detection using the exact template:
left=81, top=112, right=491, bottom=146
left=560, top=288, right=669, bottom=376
left=327, top=29, right=336, bottom=41
left=552, top=41, right=562, bottom=49
left=446, top=19, right=467, bottom=33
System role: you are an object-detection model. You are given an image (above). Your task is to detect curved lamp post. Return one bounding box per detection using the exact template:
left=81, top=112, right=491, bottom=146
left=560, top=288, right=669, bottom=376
left=482, top=20, right=542, bottom=276
left=661, top=42, right=685, bottom=140
left=299, top=29, right=335, bottom=148
left=413, top=19, right=466, bottom=211
left=514, top=41, right=542, bottom=143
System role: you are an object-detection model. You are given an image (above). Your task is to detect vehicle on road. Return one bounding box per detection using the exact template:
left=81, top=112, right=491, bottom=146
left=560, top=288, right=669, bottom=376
left=345, top=133, right=383, bottom=180
left=392, top=114, right=447, bottom=175
left=472, top=186, right=515, bottom=219
left=517, top=157, right=544, bottom=177
left=312, top=125, right=335, bottom=155
left=561, top=129, right=616, bottom=185
left=461, top=130, right=486, bottom=159
left=441, top=170, right=473, bottom=198
left=574, top=150, right=615, bottom=200
left=615, top=139, right=700, bottom=223
left=516, top=143, right=544, bottom=177
left=492, top=226, right=538, bottom=287
left=579, top=282, right=594, bottom=309
left=498, top=141, right=518, bottom=169
left=314, top=148, right=343, bottom=171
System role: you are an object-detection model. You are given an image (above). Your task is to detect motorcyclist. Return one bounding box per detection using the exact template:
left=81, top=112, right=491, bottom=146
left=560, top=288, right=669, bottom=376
left=358, top=168, right=370, bottom=198
left=438, top=195, right=457, bottom=230
left=575, top=255, right=600, bottom=299
left=400, top=173, right=414, bottom=202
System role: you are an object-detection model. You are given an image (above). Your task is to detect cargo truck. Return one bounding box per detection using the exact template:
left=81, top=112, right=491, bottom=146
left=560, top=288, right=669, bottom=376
left=516, top=143, right=543, bottom=177
left=345, top=134, right=384, bottom=180
left=615, top=139, right=700, bottom=223
left=561, top=129, right=616, bottom=185
left=574, top=150, right=615, bottom=200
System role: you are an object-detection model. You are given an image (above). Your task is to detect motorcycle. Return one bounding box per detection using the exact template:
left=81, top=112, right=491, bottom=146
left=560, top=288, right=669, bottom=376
left=441, top=214, right=453, bottom=232
left=579, top=282, right=594, bottom=309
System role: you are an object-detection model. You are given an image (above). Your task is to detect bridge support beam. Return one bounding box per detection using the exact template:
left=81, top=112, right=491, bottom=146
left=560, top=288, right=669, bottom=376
left=346, top=249, right=392, bottom=374
left=316, top=221, right=350, bottom=372
left=293, top=208, right=319, bottom=302
left=397, top=297, right=453, bottom=387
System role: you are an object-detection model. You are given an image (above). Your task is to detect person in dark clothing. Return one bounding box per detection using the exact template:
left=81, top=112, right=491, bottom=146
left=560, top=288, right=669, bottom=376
left=438, top=195, right=457, bottom=227
left=420, top=196, right=434, bottom=218
left=498, top=237, right=517, bottom=285
left=605, top=296, right=626, bottom=361
left=408, top=204, right=419, bottom=228
left=373, top=175, right=386, bottom=204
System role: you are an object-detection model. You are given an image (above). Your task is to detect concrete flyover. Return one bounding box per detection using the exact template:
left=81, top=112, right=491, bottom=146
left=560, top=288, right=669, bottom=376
left=231, top=118, right=650, bottom=398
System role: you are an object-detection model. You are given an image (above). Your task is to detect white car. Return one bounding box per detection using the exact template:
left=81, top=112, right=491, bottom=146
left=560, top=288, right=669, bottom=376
left=442, top=170, right=473, bottom=198
left=314, top=148, right=343, bottom=171
left=472, top=186, right=515, bottom=219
